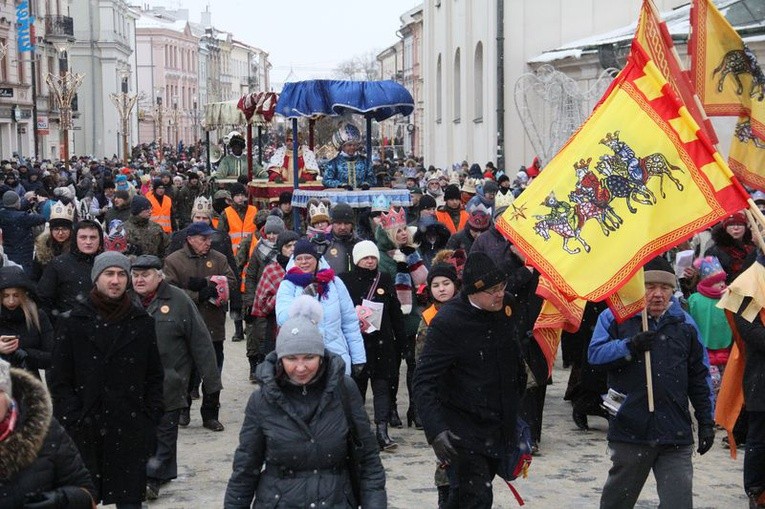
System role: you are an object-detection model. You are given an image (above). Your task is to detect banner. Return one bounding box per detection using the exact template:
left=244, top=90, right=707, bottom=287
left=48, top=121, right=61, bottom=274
left=728, top=115, right=765, bottom=191
left=15, top=1, right=34, bottom=53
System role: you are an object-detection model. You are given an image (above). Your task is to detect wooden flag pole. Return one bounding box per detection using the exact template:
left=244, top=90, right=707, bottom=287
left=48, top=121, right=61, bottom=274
left=642, top=308, right=655, bottom=412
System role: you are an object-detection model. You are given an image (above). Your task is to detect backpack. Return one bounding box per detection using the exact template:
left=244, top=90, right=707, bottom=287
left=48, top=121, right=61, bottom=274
left=497, top=418, right=533, bottom=505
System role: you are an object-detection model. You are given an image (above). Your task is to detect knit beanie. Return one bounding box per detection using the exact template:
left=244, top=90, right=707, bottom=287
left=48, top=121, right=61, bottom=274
left=230, top=183, right=247, bottom=197
left=444, top=184, right=461, bottom=201
left=264, top=215, right=286, bottom=235
left=276, top=295, right=325, bottom=360
left=91, top=251, right=131, bottom=283
left=131, top=195, right=152, bottom=215
left=2, top=190, right=19, bottom=209
left=482, top=181, right=499, bottom=195
left=643, top=256, right=676, bottom=287
left=419, top=194, right=437, bottom=211
left=276, top=230, right=300, bottom=253
left=0, top=358, right=9, bottom=396
left=428, top=262, right=459, bottom=287
left=278, top=191, right=293, bottom=205
left=293, top=239, right=319, bottom=260
left=462, top=252, right=507, bottom=295
left=352, top=240, right=380, bottom=265
left=331, top=203, right=354, bottom=224
left=722, top=211, right=747, bottom=228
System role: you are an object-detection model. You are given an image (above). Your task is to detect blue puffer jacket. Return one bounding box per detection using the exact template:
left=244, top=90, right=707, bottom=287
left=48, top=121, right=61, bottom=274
left=588, top=298, right=713, bottom=445
left=275, top=258, right=366, bottom=374
left=0, top=207, right=46, bottom=272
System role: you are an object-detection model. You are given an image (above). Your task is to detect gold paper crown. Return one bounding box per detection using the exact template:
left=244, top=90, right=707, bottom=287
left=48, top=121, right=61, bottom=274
left=192, top=196, right=213, bottom=218
left=49, top=200, right=75, bottom=223
left=308, top=199, right=330, bottom=222
left=380, top=206, right=407, bottom=230
left=494, top=190, right=515, bottom=210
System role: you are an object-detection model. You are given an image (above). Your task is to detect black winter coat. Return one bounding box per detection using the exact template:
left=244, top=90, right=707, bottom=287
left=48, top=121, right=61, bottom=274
left=414, top=222, right=451, bottom=269
left=734, top=305, right=765, bottom=412
left=37, top=252, right=95, bottom=321
left=469, top=226, right=512, bottom=267
left=445, top=227, right=477, bottom=254
left=225, top=352, right=386, bottom=508
left=339, top=267, right=407, bottom=379
left=0, top=207, right=46, bottom=273
left=0, top=306, right=54, bottom=379
left=49, top=297, right=164, bottom=505
left=324, top=233, right=361, bottom=276
left=0, top=368, right=96, bottom=508
left=413, top=292, right=526, bottom=458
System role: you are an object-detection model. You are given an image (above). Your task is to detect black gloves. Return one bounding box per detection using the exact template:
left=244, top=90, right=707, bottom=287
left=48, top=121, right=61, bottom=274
left=342, top=184, right=354, bottom=191
left=187, top=276, right=208, bottom=292
left=396, top=261, right=409, bottom=273
left=697, top=425, right=715, bottom=455
left=198, top=284, right=218, bottom=302
left=360, top=183, right=370, bottom=190
left=628, top=331, right=657, bottom=354
left=432, top=430, right=461, bottom=465
left=24, top=489, right=67, bottom=508
left=400, top=245, right=416, bottom=255
left=243, top=313, right=255, bottom=324
left=351, top=363, right=365, bottom=378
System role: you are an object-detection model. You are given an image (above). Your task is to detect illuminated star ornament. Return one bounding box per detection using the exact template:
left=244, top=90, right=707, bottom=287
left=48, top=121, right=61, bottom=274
left=509, top=203, right=528, bottom=221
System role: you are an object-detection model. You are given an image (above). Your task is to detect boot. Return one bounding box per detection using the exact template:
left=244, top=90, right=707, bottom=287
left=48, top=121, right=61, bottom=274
left=572, top=409, right=589, bottom=431
left=376, top=423, right=397, bottom=451
left=389, top=408, right=403, bottom=429
left=179, top=408, right=190, bottom=427
left=232, top=320, right=244, bottom=342
left=407, top=406, right=422, bottom=429
left=248, top=356, right=259, bottom=383
left=437, top=485, right=451, bottom=509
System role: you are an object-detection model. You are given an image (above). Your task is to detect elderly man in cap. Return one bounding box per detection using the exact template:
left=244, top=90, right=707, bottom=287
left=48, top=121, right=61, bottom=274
left=413, top=252, right=526, bottom=508
left=130, top=255, right=222, bottom=500
left=49, top=251, right=164, bottom=508
left=588, top=255, right=715, bottom=509
left=163, top=221, right=236, bottom=431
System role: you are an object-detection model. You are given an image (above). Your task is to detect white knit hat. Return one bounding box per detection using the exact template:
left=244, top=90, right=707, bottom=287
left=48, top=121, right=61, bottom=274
left=352, top=240, right=380, bottom=265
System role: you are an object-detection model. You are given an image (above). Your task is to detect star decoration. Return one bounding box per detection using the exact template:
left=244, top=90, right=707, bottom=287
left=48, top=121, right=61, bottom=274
left=509, top=203, right=528, bottom=221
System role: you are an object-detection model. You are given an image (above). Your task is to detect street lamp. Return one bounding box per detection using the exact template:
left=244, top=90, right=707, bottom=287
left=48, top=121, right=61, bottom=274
left=154, top=87, right=165, bottom=163
left=46, top=71, right=84, bottom=171
left=109, top=68, right=138, bottom=165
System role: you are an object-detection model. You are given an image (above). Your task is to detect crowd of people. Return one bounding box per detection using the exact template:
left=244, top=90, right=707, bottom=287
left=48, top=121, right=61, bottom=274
left=0, top=121, right=762, bottom=508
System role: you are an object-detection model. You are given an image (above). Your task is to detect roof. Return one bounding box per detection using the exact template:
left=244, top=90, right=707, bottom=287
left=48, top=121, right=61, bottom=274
left=135, top=14, right=189, bottom=32
left=530, top=0, right=765, bottom=64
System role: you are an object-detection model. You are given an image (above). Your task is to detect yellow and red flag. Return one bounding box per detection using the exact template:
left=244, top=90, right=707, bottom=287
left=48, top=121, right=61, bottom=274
left=497, top=41, right=750, bottom=376
left=728, top=115, right=765, bottom=191
left=689, top=0, right=765, bottom=138
left=636, top=0, right=717, bottom=144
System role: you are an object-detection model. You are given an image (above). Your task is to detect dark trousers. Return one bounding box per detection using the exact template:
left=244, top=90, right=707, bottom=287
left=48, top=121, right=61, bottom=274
left=745, top=411, right=765, bottom=497
left=390, top=335, right=416, bottom=409
left=146, top=409, right=181, bottom=482
left=355, top=372, right=391, bottom=424
left=444, top=448, right=498, bottom=509
left=519, top=384, right=547, bottom=444
left=188, top=341, right=224, bottom=421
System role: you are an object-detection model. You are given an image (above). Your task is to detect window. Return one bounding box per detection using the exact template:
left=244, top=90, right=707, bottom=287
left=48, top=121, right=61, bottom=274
left=474, top=42, right=483, bottom=122
left=0, top=39, right=7, bottom=83
left=436, top=54, right=442, bottom=122
left=453, top=48, right=461, bottom=122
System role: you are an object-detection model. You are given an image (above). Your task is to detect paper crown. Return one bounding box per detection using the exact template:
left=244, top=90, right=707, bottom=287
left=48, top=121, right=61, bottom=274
left=308, top=199, right=330, bottom=224
left=380, top=206, right=407, bottom=230
left=467, top=202, right=492, bottom=217
left=192, top=196, right=213, bottom=218
left=462, top=178, right=481, bottom=194
left=332, top=122, right=361, bottom=149
left=49, top=200, right=75, bottom=223
left=426, top=169, right=444, bottom=183
left=448, top=171, right=460, bottom=186
left=493, top=190, right=515, bottom=210
left=371, top=194, right=391, bottom=213
left=694, top=255, right=726, bottom=281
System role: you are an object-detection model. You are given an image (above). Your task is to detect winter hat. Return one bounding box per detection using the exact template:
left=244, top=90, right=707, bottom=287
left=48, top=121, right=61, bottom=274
left=293, top=238, right=320, bottom=260
left=230, top=183, right=247, bottom=197
left=131, top=254, right=162, bottom=270
left=331, top=203, right=354, bottom=224
left=482, top=181, right=499, bottom=195
left=722, top=211, right=747, bottom=228
left=264, top=215, right=286, bottom=235
left=444, top=184, right=461, bottom=201
left=91, top=251, right=131, bottom=283
left=276, top=230, right=300, bottom=253
left=643, top=256, right=676, bottom=288
left=187, top=222, right=216, bottom=237
left=2, top=191, right=19, bottom=209
left=462, top=252, right=507, bottom=295
left=427, top=262, right=459, bottom=287
left=152, top=178, right=164, bottom=189
left=213, top=190, right=231, bottom=201
left=114, top=190, right=130, bottom=201
left=275, top=295, right=325, bottom=360
left=0, top=358, right=9, bottom=396
left=694, top=255, right=727, bottom=298
left=131, top=195, right=152, bottom=215
left=353, top=240, right=380, bottom=265
left=419, top=194, right=437, bottom=211
left=278, top=191, right=293, bottom=205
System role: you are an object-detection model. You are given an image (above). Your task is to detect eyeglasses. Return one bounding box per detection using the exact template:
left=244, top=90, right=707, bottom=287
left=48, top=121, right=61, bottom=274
left=481, top=283, right=507, bottom=296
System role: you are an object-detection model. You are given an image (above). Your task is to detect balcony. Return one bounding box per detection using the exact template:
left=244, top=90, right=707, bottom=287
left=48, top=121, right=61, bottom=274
left=44, top=16, right=75, bottom=45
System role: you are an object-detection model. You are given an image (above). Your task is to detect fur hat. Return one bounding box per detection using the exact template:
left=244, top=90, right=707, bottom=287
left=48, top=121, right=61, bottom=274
left=276, top=295, right=325, bottom=360
left=49, top=200, right=75, bottom=228
left=462, top=252, right=506, bottom=295
left=0, top=358, right=9, bottom=396
left=352, top=240, right=379, bottom=265
left=2, top=191, right=19, bottom=209
left=131, top=195, right=152, bottom=215
left=91, top=251, right=131, bottom=283
left=264, top=215, right=286, bottom=235
left=643, top=256, right=676, bottom=287
left=191, top=196, right=213, bottom=219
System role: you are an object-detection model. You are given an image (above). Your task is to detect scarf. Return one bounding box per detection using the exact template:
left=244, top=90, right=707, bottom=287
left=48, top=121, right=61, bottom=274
left=276, top=253, right=290, bottom=269
left=140, top=290, right=158, bottom=308
left=0, top=399, right=18, bottom=442
left=697, top=272, right=727, bottom=299
left=285, top=267, right=335, bottom=300
left=89, top=288, right=133, bottom=323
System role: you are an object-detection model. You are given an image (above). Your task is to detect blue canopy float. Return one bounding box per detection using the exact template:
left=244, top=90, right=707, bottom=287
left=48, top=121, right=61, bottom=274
left=274, top=79, right=415, bottom=187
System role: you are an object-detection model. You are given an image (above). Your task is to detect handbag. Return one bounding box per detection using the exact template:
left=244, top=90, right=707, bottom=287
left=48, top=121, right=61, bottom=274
left=496, top=417, right=533, bottom=505
left=338, top=380, right=363, bottom=508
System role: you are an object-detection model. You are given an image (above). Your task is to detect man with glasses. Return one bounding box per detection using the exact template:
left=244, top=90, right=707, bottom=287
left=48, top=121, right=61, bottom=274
left=413, top=252, right=527, bottom=508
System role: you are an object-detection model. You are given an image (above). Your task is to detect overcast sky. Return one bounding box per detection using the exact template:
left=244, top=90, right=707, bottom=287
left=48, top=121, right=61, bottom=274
left=148, top=0, right=421, bottom=89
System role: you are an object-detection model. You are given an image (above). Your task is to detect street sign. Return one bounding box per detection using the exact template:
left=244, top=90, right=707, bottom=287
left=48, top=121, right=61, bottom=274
left=36, top=116, right=48, bottom=135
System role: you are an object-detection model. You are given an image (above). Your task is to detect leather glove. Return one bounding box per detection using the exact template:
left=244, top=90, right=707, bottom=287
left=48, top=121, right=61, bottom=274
left=396, top=261, right=409, bottom=273
left=628, top=331, right=657, bottom=354
left=187, top=276, right=208, bottom=292
left=342, top=184, right=354, bottom=191
left=24, top=489, right=67, bottom=508
left=432, top=430, right=461, bottom=465
left=198, top=284, right=218, bottom=302
left=697, top=425, right=715, bottom=455
left=400, top=245, right=416, bottom=255
left=351, top=363, right=365, bottom=378
left=360, top=183, right=370, bottom=190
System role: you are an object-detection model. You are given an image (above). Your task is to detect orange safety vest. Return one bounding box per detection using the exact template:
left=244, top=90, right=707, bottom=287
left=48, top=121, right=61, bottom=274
left=224, top=205, right=258, bottom=256
left=146, top=192, right=173, bottom=233
left=240, top=235, right=259, bottom=293
left=212, top=217, right=219, bottom=229
left=422, top=304, right=438, bottom=326
left=435, top=209, right=468, bottom=235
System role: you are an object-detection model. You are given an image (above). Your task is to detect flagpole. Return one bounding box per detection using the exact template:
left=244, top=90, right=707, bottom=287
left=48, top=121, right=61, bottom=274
left=745, top=205, right=765, bottom=253
left=641, top=309, right=655, bottom=413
